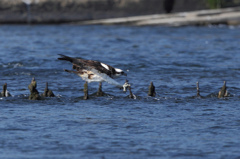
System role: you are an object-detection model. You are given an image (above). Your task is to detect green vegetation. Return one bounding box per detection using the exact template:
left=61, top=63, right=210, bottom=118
left=206, top=0, right=221, bottom=9
left=206, top=0, right=240, bottom=9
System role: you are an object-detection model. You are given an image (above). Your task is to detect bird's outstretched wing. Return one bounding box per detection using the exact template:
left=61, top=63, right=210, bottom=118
left=89, top=68, right=122, bottom=87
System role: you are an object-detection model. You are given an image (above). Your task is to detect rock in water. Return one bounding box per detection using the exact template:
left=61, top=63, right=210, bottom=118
left=1, top=83, right=11, bottom=97
left=196, top=81, right=202, bottom=98
left=42, top=82, right=55, bottom=97
left=218, top=81, right=228, bottom=98
left=28, top=77, right=40, bottom=100
left=97, top=82, right=104, bottom=97
left=83, top=82, right=89, bottom=100
left=123, top=80, right=136, bottom=99
left=148, top=82, right=156, bottom=97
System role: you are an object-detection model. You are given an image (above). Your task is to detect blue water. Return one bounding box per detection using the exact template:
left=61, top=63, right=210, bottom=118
left=0, top=24, right=240, bottom=158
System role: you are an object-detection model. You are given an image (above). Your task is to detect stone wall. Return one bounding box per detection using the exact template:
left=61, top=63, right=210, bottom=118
left=0, top=0, right=236, bottom=24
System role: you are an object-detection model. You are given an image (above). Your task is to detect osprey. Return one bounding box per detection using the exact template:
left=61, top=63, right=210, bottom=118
left=58, top=54, right=127, bottom=89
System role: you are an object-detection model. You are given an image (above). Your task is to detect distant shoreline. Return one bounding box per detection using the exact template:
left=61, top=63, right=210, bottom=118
left=0, top=0, right=239, bottom=25
left=0, top=0, right=206, bottom=24
left=79, top=7, right=240, bottom=26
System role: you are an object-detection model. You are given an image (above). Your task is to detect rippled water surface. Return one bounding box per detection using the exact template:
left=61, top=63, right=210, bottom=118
left=0, top=25, right=240, bottom=158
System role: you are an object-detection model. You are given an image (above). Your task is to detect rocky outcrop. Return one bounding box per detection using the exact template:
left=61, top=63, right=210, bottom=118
left=0, top=0, right=208, bottom=24
left=0, top=0, right=239, bottom=24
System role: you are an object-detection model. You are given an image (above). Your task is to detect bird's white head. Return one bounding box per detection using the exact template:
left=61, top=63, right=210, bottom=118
left=115, top=68, right=127, bottom=77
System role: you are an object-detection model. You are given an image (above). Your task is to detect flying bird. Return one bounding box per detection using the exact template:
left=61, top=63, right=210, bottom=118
left=58, top=54, right=127, bottom=92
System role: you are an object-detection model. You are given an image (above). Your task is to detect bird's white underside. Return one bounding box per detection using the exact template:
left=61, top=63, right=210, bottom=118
left=77, top=69, right=122, bottom=87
